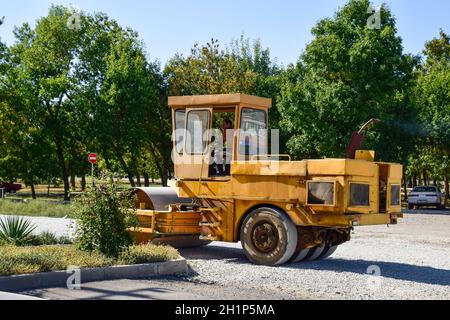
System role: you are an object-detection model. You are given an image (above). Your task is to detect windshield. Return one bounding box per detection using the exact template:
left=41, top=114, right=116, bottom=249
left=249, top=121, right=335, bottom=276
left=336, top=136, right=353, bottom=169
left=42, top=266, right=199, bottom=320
left=412, top=186, right=437, bottom=193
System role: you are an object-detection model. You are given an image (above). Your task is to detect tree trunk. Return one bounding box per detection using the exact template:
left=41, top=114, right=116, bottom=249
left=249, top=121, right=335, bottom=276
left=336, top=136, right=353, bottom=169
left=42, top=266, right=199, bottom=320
left=148, top=145, right=168, bottom=187
left=136, top=172, right=141, bottom=187
left=445, top=176, right=449, bottom=208
left=423, top=171, right=428, bottom=186
left=55, top=139, right=70, bottom=201
left=30, top=183, right=36, bottom=200
left=70, top=174, right=76, bottom=190
left=143, top=173, right=150, bottom=187
left=116, top=155, right=135, bottom=187
left=81, top=174, right=86, bottom=191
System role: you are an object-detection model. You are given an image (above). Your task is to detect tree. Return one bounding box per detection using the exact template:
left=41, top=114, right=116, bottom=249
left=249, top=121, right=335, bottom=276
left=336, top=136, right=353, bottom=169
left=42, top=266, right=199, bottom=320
left=278, top=0, right=418, bottom=162
left=4, top=6, right=167, bottom=195
left=6, top=6, right=86, bottom=200
left=165, top=37, right=285, bottom=156
left=414, top=30, right=450, bottom=204
left=75, top=18, right=165, bottom=187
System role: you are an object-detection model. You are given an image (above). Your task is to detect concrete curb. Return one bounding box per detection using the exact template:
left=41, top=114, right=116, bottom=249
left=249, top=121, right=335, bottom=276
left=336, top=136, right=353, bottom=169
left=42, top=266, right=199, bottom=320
left=0, top=257, right=187, bottom=292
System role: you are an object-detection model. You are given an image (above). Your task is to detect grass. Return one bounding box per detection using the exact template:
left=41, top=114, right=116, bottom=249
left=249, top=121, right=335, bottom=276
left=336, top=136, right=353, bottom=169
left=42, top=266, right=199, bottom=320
left=0, top=200, right=72, bottom=218
left=0, top=244, right=179, bottom=276
left=119, top=244, right=180, bottom=265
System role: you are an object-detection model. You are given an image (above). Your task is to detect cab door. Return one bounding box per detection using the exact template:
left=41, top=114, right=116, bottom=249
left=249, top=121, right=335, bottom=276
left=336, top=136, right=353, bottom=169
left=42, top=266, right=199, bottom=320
left=179, top=108, right=212, bottom=180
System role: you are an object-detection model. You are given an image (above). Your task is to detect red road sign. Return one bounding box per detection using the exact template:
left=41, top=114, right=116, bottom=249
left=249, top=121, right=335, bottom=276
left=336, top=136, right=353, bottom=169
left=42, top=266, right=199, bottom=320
left=88, top=153, right=97, bottom=164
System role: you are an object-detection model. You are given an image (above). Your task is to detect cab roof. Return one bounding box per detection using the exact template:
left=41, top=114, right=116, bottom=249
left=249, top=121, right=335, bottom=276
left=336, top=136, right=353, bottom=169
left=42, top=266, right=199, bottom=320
left=168, top=93, right=272, bottom=109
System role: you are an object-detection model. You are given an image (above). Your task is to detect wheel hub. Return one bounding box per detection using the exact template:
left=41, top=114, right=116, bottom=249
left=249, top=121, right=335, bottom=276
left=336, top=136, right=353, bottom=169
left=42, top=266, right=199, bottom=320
left=251, top=221, right=279, bottom=253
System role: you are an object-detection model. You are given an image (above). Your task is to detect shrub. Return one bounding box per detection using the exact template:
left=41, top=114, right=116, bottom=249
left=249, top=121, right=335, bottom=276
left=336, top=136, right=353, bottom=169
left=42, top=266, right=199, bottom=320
left=118, top=244, right=179, bottom=265
left=27, top=231, right=73, bottom=246
left=72, top=183, right=138, bottom=258
left=0, top=216, right=36, bottom=246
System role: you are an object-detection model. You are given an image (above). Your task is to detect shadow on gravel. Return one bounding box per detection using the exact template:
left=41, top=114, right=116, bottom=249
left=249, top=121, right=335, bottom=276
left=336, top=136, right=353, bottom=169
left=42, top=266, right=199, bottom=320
left=181, top=245, right=450, bottom=287
left=287, top=259, right=450, bottom=287
left=179, top=244, right=247, bottom=262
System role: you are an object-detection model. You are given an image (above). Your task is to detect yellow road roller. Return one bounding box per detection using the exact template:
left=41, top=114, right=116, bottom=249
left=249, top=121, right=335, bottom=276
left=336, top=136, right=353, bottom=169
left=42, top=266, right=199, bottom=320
left=129, top=94, right=403, bottom=266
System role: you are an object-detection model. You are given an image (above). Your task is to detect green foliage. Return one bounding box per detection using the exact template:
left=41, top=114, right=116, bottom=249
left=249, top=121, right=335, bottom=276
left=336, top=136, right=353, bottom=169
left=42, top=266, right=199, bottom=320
left=73, top=182, right=137, bottom=258
left=423, top=30, right=450, bottom=69
left=1, top=1, right=449, bottom=196
left=1, top=5, right=168, bottom=196
left=27, top=231, right=72, bottom=246
left=118, top=244, right=179, bottom=265
left=0, top=216, right=36, bottom=246
left=279, top=0, right=418, bottom=161
left=408, top=30, right=450, bottom=188
left=164, top=36, right=287, bottom=151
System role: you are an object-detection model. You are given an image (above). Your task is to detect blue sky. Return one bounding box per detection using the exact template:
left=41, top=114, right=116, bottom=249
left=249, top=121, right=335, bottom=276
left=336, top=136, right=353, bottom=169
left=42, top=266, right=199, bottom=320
left=0, top=0, right=448, bottom=65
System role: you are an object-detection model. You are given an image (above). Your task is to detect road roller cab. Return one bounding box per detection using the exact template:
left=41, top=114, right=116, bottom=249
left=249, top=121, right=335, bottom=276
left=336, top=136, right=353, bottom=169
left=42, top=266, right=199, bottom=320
left=130, top=94, right=403, bottom=266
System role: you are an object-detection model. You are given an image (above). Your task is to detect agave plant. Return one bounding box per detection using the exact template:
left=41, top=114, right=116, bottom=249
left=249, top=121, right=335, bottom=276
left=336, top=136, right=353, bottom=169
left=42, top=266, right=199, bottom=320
left=0, top=216, right=36, bottom=246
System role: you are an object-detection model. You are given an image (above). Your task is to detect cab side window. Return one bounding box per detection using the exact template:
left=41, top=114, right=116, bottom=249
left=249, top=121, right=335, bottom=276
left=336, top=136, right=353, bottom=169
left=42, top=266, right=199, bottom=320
left=186, top=110, right=210, bottom=155
left=239, top=108, right=267, bottom=157
left=174, top=110, right=185, bottom=154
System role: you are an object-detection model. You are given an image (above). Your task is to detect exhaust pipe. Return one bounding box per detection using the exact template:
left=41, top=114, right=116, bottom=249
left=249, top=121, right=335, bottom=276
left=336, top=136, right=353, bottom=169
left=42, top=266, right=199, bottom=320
left=346, top=118, right=381, bottom=159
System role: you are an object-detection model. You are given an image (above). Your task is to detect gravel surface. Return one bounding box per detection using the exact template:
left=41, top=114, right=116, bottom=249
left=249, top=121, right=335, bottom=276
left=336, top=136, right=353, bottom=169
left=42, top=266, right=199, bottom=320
left=0, top=215, right=75, bottom=238
left=13, top=209, right=450, bottom=300
left=177, top=209, right=450, bottom=300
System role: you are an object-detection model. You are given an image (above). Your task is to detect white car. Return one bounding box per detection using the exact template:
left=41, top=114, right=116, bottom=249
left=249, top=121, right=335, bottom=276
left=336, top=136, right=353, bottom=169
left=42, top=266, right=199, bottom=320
left=408, top=186, right=445, bottom=209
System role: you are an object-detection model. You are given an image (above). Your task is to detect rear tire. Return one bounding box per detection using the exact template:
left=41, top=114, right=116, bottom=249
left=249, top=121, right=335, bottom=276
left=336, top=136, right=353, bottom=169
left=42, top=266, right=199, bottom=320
left=290, top=249, right=310, bottom=263
left=317, top=245, right=338, bottom=260
left=304, top=245, right=326, bottom=261
left=240, top=207, right=297, bottom=266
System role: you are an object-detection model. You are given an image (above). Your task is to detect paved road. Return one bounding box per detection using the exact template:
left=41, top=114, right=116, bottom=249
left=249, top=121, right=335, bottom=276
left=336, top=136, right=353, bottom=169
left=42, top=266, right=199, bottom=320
left=0, top=291, right=43, bottom=300
left=12, top=209, right=450, bottom=300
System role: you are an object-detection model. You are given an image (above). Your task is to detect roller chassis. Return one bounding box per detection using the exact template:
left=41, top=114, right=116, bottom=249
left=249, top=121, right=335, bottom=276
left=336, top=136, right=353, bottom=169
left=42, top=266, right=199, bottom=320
left=129, top=94, right=403, bottom=266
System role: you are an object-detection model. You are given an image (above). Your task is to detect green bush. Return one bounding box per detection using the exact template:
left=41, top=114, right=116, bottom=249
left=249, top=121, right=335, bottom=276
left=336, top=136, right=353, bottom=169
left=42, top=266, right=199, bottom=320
left=118, top=244, right=179, bottom=265
left=27, top=231, right=73, bottom=246
left=0, top=216, right=36, bottom=246
left=72, top=183, right=138, bottom=258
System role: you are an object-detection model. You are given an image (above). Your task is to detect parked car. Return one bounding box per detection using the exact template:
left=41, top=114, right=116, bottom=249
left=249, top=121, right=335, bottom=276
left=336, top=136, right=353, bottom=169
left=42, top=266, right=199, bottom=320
left=0, top=183, right=22, bottom=194
left=408, top=186, right=445, bottom=209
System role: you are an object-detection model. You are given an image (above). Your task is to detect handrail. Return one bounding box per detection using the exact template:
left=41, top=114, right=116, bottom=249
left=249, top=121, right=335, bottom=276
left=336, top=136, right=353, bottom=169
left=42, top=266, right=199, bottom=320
left=250, top=154, right=292, bottom=161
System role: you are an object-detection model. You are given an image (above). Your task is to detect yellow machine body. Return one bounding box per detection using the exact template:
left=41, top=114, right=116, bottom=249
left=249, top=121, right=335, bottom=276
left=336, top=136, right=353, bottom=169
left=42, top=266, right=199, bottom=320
left=130, top=94, right=403, bottom=264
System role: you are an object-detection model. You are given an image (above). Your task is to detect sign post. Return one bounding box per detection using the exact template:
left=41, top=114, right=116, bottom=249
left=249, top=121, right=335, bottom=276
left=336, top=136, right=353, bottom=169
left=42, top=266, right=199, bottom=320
left=88, top=153, right=97, bottom=187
